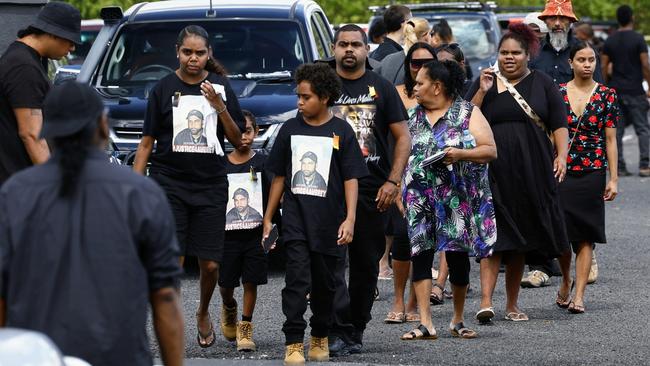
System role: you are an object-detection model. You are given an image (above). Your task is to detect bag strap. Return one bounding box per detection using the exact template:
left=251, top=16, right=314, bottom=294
left=494, top=70, right=549, bottom=136
left=567, top=83, right=600, bottom=152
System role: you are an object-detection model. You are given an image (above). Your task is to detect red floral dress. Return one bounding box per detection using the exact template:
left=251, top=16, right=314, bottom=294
left=559, top=83, right=620, bottom=171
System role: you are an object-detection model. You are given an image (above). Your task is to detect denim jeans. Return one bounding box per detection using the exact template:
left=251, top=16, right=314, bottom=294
left=617, top=94, right=650, bottom=169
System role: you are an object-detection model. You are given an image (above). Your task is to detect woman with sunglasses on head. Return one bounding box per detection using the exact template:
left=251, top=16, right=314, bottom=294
left=555, top=41, right=619, bottom=314
left=133, top=25, right=245, bottom=348
left=376, top=17, right=432, bottom=85
left=466, top=23, right=569, bottom=323
left=401, top=59, right=497, bottom=340
left=383, top=42, right=438, bottom=325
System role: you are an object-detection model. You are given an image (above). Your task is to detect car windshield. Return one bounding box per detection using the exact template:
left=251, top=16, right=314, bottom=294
left=98, top=20, right=306, bottom=90
left=427, top=15, right=497, bottom=60
left=68, top=30, right=100, bottom=64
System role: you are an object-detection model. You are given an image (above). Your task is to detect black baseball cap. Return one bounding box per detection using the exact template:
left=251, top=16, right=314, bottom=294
left=40, top=82, right=104, bottom=139
left=30, top=2, right=82, bottom=44
left=300, top=151, right=318, bottom=163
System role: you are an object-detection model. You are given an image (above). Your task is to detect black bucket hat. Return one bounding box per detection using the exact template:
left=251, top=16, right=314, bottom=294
left=31, top=2, right=82, bottom=45
left=40, top=82, right=104, bottom=139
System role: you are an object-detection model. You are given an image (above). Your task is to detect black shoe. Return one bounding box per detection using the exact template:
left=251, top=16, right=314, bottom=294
left=346, top=342, right=362, bottom=354
left=328, top=336, right=350, bottom=357
left=619, top=167, right=632, bottom=177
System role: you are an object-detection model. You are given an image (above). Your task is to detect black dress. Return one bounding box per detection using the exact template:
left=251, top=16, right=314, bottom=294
left=466, top=71, right=569, bottom=262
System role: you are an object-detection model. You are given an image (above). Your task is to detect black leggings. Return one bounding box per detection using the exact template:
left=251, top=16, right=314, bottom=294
left=412, top=250, right=470, bottom=286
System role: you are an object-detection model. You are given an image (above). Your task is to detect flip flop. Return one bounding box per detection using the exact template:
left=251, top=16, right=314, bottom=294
left=430, top=283, right=445, bottom=305
left=401, top=324, right=438, bottom=340
left=196, top=318, right=216, bottom=348
left=475, top=307, right=495, bottom=324
left=556, top=280, right=574, bottom=308
left=384, top=311, right=405, bottom=324
left=405, top=312, right=421, bottom=322
left=504, top=312, right=529, bottom=322
left=449, top=322, right=478, bottom=339
left=568, top=301, right=585, bottom=314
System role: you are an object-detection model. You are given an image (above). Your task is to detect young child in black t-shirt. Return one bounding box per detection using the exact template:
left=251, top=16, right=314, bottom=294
left=219, top=110, right=270, bottom=352
left=263, top=63, right=368, bottom=364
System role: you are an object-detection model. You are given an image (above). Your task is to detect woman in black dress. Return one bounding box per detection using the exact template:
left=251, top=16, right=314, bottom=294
left=467, top=24, right=569, bottom=323
left=556, top=42, right=619, bottom=314
left=133, top=25, right=245, bottom=347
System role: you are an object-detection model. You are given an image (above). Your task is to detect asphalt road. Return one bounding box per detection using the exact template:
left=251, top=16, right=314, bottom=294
left=149, top=129, right=650, bottom=365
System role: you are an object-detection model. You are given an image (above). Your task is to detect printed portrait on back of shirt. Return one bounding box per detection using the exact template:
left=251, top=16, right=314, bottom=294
left=225, top=172, right=263, bottom=230
left=290, top=135, right=333, bottom=197
left=172, top=91, right=225, bottom=155
left=331, top=104, right=377, bottom=159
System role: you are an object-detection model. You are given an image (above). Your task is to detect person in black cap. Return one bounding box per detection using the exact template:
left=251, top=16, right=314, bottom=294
left=226, top=187, right=263, bottom=225
left=174, top=109, right=208, bottom=146
left=292, top=151, right=327, bottom=191
left=0, top=1, right=81, bottom=185
left=0, top=81, right=184, bottom=366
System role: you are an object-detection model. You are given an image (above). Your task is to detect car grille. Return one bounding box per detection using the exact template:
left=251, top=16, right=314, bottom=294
left=114, top=126, right=143, bottom=140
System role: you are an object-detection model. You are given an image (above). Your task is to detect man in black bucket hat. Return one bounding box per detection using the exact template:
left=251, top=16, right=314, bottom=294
left=0, top=2, right=81, bottom=185
left=0, top=82, right=185, bottom=366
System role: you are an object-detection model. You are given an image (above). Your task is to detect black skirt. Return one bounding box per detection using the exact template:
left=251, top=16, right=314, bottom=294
left=559, top=169, right=607, bottom=243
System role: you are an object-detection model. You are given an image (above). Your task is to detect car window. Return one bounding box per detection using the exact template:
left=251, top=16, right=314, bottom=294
left=69, top=30, right=100, bottom=65
left=310, top=17, right=327, bottom=59
left=99, top=20, right=306, bottom=88
left=313, top=12, right=333, bottom=56
left=426, top=15, right=497, bottom=60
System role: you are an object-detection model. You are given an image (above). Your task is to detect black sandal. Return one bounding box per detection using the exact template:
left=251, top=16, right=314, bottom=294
left=196, top=314, right=216, bottom=348
left=568, top=301, right=585, bottom=314
left=449, top=322, right=478, bottom=339
left=401, top=324, right=438, bottom=340
left=430, top=283, right=445, bottom=305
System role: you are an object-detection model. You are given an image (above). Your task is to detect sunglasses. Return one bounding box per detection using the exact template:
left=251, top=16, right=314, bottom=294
left=410, top=58, right=436, bottom=69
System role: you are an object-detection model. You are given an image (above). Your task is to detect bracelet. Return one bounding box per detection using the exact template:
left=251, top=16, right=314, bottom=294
left=386, top=179, right=400, bottom=187
left=216, top=105, right=227, bottom=114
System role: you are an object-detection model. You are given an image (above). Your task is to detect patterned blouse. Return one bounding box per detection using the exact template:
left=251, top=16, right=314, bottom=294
left=559, top=83, right=619, bottom=171
left=402, top=97, right=496, bottom=258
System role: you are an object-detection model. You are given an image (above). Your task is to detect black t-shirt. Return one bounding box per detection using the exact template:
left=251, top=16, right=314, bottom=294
left=331, top=70, right=408, bottom=195
left=0, top=41, right=50, bottom=184
left=266, top=115, right=368, bottom=257
left=603, top=30, right=648, bottom=96
left=143, top=72, right=245, bottom=182
left=224, top=153, right=271, bottom=242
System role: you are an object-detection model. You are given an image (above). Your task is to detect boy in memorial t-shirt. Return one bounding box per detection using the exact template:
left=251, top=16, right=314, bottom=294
left=262, top=63, right=368, bottom=365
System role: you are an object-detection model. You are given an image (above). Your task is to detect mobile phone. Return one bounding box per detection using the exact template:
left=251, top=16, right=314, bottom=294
left=262, top=224, right=279, bottom=254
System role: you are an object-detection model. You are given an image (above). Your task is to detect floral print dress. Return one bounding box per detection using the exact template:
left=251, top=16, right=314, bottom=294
left=402, top=97, right=496, bottom=258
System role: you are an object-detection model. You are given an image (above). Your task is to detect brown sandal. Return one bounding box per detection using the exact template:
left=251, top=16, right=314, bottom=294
left=556, top=280, right=574, bottom=308
left=568, top=301, right=585, bottom=314
left=401, top=324, right=438, bottom=340
left=430, top=283, right=444, bottom=305
left=450, top=322, right=478, bottom=339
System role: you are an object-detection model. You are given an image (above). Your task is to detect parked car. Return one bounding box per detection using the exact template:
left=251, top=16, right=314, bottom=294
left=493, top=6, right=544, bottom=32
left=76, top=0, right=335, bottom=163
left=369, top=1, right=501, bottom=79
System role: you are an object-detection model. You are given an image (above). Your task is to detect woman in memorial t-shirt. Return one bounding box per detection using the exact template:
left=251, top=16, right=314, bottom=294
left=133, top=25, right=245, bottom=348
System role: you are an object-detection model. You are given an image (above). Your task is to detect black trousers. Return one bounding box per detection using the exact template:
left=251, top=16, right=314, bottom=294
left=282, top=240, right=338, bottom=345
left=331, top=194, right=385, bottom=344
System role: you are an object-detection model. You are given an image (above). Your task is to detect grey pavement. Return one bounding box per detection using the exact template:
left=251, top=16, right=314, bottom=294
left=149, top=129, right=650, bottom=365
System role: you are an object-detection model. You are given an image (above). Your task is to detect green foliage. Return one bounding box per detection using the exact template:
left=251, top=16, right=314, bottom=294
left=60, top=0, right=142, bottom=20
left=318, top=0, right=650, bottom=34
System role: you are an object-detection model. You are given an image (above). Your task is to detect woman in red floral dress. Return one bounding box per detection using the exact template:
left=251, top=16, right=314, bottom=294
left=556, top=41, right=620, bottom=314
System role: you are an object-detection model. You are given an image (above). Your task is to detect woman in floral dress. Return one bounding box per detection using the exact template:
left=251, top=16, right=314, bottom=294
left=556, top=41, right=619, bottom=314
left=400, top=60, right=497, bottom=340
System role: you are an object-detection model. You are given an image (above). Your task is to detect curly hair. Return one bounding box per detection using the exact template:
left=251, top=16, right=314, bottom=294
left=499, top=23, right=540, bottom=57
left=422, top=60, right=466, bottom=99
left=294, top=63, right=341, bottom=106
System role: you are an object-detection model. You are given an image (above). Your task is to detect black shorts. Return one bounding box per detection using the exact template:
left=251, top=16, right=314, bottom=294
left=219, top=238, right=268, bottom=288
left=390, top=211, right=411, bottom=261
left=151, top=173, right=227, bottom=262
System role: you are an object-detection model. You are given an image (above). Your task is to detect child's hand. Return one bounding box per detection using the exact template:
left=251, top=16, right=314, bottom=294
left=261, top=220, right=276, bottom=251
left=337, top=218, right=355, bottom=245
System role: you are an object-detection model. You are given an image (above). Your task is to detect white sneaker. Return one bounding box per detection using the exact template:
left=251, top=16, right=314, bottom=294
left=520, top=270, right=550, bottom=288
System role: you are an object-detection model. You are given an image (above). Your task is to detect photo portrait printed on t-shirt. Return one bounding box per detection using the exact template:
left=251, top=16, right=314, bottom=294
left=290, top=135, right=333, bottom=198
left=172, top=91, right=225, bottom=155
left=331, top=104, right=377, bottom=161
left=225, top=172, right=264, bottom=230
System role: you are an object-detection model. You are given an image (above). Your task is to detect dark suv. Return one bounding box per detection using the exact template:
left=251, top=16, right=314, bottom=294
left=369, top=1, right=501, bottom=79
left=76, top=0, right=335, bottom=163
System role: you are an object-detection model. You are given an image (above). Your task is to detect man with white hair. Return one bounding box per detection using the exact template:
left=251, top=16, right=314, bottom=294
left=530, top=0, right=603, bottom=85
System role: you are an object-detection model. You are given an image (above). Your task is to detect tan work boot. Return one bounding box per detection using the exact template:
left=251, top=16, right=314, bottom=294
left=307, top=336, right=329, bottom=362
left=284, top=343, right=305, bottom=365
left=220, top=301, right=237, bottom=341
left=588, top=253, right=598, bottom=284
left=236, top=321, right=256, bottom=352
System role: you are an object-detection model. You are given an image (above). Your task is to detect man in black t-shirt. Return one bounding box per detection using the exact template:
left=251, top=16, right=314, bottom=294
left=292, top=151, right=327, bottom=190
left=173, top=109, right=208, bottom=146
left=0, top=2, right=81, bottom=184
left=369, top=5, right=411, bottom=62
left=326, top=24, right=411, bottom=356
left=226, top=188, right=263, bottom=225
left=602, top=5, right=650, bottom=177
